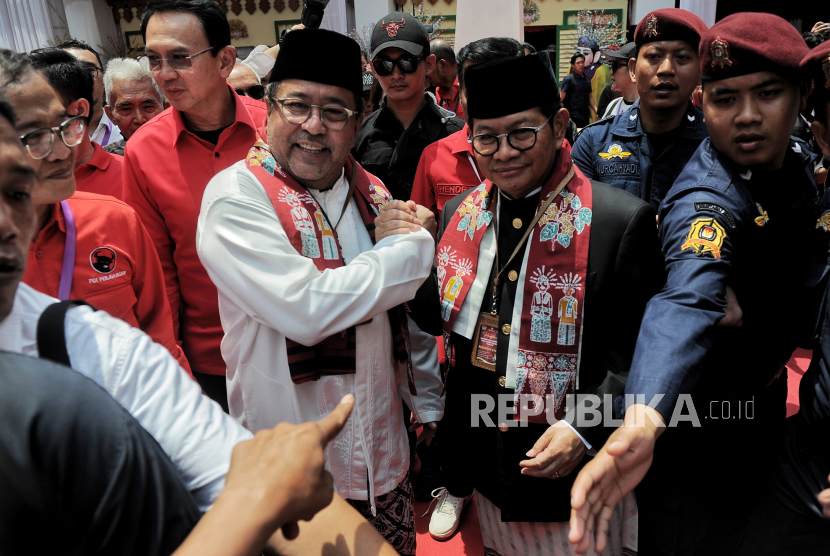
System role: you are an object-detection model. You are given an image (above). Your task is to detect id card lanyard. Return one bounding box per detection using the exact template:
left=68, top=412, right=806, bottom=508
left=58, top=200, right=77, bottom=301
left=470, top=164, right=575, bottom=371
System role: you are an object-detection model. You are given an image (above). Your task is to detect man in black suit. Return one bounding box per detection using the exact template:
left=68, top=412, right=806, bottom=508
left=429, top=52, right=665, bottom=553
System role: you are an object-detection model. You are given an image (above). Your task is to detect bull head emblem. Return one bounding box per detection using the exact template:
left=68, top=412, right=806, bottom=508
left=381, top=18, right=406, bottom=38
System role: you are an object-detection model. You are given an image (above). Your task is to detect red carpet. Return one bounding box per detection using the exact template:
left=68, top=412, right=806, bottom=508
left=413, top=349, right=814, bottom=554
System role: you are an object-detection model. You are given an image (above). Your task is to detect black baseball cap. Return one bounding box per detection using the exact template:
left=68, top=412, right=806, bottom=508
left=602, top=42, right=636, bottom=61
left=370, top=12, right=430, bottom=59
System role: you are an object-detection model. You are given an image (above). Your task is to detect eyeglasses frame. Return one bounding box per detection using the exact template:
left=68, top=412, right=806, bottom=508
left=274, top=98, right=359, bottom=130
left=468, top=114, right=554, bottom=157
left=18, top=115, right=87, bottom=160
left=145, top=46, right=214, bottom=72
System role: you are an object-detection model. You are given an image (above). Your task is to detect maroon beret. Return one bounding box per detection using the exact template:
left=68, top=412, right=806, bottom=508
left=800, top=40, right=830, bottom=88
left=634, top=8, right=708, bottom=49
left=700, top=13, right=809, bottom=82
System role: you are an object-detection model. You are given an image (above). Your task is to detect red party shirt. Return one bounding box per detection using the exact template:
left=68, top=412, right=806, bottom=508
left=23, top=192, right=192, bottom=375
left=435, top=77, right=464, bottom=120
left=410, top=125, right=482, bottom=219
left=122, top=88, right=267, bottom=376
left=74, top=142, right=124, bottom=200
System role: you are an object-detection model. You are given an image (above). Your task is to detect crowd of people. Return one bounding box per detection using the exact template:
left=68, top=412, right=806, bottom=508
left=1, top=1, right=830, bottom=555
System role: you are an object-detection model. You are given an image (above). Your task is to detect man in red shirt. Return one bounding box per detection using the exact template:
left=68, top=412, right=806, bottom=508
left=123, top=0, right=267, bottom=410
left=1, top=48, right=190, bottom=375
left=411, top=38, right=525, bottom=220
left=427, top=39, right=463, bottom=120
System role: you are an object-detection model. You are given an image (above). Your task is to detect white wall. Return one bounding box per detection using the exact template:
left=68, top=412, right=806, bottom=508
left=353, top=0, right=397, bottom=35
left=629, top=0, right=674, bottom=25
left=680, top=0, right=717, bottom=28
left=454, top=0, right=523, bottom=52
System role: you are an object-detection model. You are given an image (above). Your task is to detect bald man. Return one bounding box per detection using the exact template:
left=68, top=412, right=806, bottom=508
left=427, top=39, right=462, bottom=119
left=227, top=62, right=264, bottom=101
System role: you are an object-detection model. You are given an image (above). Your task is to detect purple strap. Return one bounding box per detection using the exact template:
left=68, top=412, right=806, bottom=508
left=101, top=119, right=112, bottom=146
left=58, top=200, right=76, bottom=301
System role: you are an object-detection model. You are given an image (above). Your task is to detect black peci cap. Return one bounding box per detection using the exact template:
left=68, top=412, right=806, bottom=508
left=271, top=28, right=363, bottom=97
left=465, top=52, right=559, bottom=120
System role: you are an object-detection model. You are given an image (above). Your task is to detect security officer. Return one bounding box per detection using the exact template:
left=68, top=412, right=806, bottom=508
left=571, top=8, right=709, bottom=210
left=354, top=12, right=463, bottom=201
left=569, top=13, right=822, bottom=556
left=739, top=41, right=830, bottom=556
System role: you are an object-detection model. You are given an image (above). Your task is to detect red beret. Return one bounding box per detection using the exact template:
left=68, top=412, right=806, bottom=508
left=634, top=8, right=708, bottom=49
left=800, top=40, right=830, bottom=88
left=700, top=13, right=809, bottom=82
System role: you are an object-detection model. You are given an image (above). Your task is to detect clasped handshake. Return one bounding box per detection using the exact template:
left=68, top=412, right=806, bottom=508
left=374, top=200, right=438, bottom=241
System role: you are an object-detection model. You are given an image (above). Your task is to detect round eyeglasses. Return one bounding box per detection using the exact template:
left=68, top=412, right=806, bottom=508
left=18, top=116, right=86, bottom=160
left=468, top=115, right=554, bottom=156
left=275, top=98, right=358, bottom=130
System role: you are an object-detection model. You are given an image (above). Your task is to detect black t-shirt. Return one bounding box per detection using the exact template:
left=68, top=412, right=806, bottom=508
left=645, top=126, right=683, bottom=159
left=0, top=351, right=201, bottom=556
left=192, top=125, right=230, bottom=146
left=561, top=72, right=592, bottom=123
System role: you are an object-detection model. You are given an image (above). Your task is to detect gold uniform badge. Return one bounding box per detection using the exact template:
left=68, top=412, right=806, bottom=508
left=681, top=218, right=727, bottom=259
left=754, top=203, right=769, bottom=227
left=817, top=210, right=830, bottom=232
left=598, top=144, right=632, bottom=160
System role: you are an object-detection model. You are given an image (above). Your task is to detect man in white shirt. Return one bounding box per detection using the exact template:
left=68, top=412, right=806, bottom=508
left=197, top=29, right=443, bottom=556
left=58, top=39, right=123, bottom=147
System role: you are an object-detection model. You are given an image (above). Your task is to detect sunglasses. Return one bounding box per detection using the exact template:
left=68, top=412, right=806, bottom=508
left=235, top=85, right=265, bottom=100
left=372, top=56, right=423, bottom=77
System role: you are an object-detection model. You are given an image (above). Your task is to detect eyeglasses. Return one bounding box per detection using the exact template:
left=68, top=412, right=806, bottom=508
left=145, top=46, right=214, bottom=72
left=275, top=98, right=358, bottom=130
left=468, top=115, right=553, bottom=157
left=80, top=61, right=102, bottom=78
left=18, top=116, right=86, bottom=160
left=372, top=56, right=423, bottom=77
left=235, top=85, right=265, bottom=100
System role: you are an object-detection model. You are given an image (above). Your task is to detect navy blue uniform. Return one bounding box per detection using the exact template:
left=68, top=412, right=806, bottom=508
left=740, top=190, right=830, bottom=556
left=571, top=99, right=708, bottom=210
left=627, top=137, right=823, bottom=555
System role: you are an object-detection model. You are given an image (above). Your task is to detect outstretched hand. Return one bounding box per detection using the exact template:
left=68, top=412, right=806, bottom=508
left=569, top=404, right=664, bottom=554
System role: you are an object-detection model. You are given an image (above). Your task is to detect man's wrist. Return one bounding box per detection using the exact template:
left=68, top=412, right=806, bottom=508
left=623, top=403, right=666, bottom=439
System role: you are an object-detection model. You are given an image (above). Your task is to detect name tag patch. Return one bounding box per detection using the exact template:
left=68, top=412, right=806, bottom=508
left=595, top=163, right=640, bottom=177
left=437, top=184, right=474, bottom=197
left=693, top=202, right=736, bottom=229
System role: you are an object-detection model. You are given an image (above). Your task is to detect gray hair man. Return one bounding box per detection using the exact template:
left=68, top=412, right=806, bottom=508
left=227, top=60, right=264, bottom=101
left=102, top=57, right=166, bottom=155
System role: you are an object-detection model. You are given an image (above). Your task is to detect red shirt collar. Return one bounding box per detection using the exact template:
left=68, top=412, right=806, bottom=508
left=451, top=124, right=473, bottom=155
left=436, top=77, right=460, bottom=103
left=81, top=142, right=111, bottom=171
left=170, top=85, right=258, bottom=144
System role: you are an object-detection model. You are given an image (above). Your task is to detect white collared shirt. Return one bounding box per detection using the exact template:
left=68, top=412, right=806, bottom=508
left=0, top=283, right=252, bottom=510
left=89, top=111, right=124, bottom=146
left=197, top=161, right=442, bottom=508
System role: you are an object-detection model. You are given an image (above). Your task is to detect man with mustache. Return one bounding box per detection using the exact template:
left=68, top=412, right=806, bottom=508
left=570, top=13, right=821, bottom=556
left=572, top=8, right=708, bottom=210
left=196, top=29, right=444, bottom=555
left=123, top=0, right=267, bottom=411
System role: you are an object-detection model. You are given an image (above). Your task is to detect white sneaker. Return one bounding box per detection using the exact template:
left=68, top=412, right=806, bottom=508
left=427, top=487, right=472, bottom=540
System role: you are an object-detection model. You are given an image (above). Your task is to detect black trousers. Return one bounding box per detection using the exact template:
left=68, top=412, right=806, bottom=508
left=193, top=371, right=229, bottom=413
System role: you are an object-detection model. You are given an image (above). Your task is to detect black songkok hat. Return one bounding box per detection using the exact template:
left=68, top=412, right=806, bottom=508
left=465, top=52, right=559, bottom=120
left=271, top=29, right=363, bottom=97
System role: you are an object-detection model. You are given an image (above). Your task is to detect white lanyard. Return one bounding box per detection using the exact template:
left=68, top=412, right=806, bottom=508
left=466, top=152, right=483, bottom=184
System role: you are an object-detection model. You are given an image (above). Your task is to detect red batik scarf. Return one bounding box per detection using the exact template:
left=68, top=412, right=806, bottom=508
left=245, top=141, right=416, bottom=394
left=436, top=141, right=592, bottom=423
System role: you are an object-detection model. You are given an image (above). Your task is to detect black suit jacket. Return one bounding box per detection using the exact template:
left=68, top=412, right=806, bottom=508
left=437, top=179, right=665, bottom=522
